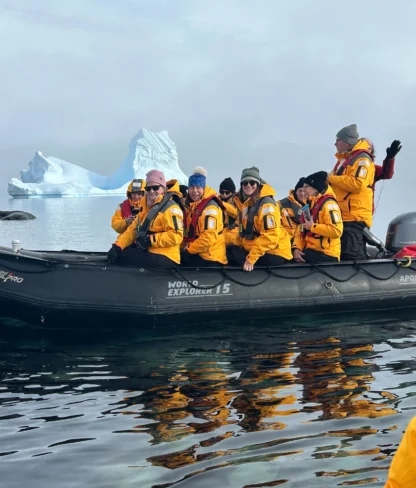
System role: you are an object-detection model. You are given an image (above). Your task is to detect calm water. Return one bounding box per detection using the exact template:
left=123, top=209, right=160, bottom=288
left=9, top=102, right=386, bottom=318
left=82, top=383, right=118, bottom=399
left=1, top=196, right=416, bottom=487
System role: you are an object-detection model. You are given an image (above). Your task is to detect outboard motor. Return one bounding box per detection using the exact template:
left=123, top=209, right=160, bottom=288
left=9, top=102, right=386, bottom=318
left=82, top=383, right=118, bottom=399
left=386, top=212, right=416, bottom=253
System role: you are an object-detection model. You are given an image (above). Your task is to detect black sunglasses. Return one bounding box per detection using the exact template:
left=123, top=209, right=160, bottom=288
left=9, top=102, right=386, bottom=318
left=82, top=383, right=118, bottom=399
left=145, top=185, right=162, bottom=192
left=241, top=180, right=258, bottom=187
left=219, top=190, right=232, bottom=195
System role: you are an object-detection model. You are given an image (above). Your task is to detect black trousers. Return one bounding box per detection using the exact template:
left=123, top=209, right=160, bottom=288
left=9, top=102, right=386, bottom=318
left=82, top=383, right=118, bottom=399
left=180, top=251, right=223, bottom=268
left=117, top=246, right=176, bottom=268
left=341, top=222, right=367, bottom=261
left=229, top=246, right=288, bottom=267
left=303, top=248, right=338, bottom=264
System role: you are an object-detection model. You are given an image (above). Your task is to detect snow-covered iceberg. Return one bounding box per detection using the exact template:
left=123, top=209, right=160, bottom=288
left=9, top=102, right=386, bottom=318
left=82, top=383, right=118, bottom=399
left=7, top=129, right=188, bottom=198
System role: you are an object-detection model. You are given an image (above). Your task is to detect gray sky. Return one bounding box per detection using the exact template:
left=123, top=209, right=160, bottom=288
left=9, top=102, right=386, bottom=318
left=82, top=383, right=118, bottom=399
left=1, top=0, right=415, bottom=235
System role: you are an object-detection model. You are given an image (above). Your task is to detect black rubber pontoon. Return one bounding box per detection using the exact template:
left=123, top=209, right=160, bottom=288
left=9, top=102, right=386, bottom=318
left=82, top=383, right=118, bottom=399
left=1, top=245, right=416, bottom=328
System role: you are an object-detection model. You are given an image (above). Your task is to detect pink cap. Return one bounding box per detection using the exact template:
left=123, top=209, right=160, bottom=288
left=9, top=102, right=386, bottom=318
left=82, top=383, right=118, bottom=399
left=146, top=169, right=166, bottom=187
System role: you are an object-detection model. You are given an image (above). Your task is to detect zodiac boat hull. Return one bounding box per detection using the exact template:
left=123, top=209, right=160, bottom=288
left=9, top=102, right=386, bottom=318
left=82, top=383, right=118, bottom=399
left=0, top=246, right=416, bottom=328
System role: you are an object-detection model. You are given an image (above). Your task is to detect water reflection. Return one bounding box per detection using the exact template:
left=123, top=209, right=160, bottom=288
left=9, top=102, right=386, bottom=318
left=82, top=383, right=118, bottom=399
left=1, top=317, right=415, bottom=487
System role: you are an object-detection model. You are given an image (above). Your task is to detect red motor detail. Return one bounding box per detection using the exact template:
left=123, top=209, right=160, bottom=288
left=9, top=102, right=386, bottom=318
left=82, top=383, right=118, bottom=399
left=394, top=245, right=416, bottom=258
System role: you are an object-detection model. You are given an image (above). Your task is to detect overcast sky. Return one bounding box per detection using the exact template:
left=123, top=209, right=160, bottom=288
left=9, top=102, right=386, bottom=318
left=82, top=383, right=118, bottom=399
left=1, top=0, right=415, bottom=234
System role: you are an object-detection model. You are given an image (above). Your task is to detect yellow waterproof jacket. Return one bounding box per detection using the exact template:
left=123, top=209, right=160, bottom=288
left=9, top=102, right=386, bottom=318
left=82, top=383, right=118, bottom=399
left=221, top=199, right=238, bottom=246
left=278, top=191, right=304, bottom=239
left=111, top=199, right=140, bottom=234
left=385, top=417, right=416, bottom=488
left=114, top=181, right=184, bottom=264
left=234, top=184, right=293, bottom=264
left=328, top=138, right=375, bottom=228
left=184, top=186, right=227, bottom=264
left=293, top=185, right=343, bottom=260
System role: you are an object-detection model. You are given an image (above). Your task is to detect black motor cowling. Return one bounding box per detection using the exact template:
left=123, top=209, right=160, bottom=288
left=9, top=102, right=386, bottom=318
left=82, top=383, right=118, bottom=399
left=385, top=212, right=416, bottom=253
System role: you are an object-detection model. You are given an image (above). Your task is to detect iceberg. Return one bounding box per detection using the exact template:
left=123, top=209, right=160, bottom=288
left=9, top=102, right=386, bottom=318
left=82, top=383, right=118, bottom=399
left=7, top=129, right=188, bottom=198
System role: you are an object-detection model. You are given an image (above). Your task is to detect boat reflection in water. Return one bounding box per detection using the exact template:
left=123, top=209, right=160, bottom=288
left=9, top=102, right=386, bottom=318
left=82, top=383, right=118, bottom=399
left=114, top=325, right=399, bottom=483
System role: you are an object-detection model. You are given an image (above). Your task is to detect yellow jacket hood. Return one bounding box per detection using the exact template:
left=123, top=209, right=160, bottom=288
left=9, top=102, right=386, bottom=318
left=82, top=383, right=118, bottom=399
left=165, top=179, right=182, bottom=199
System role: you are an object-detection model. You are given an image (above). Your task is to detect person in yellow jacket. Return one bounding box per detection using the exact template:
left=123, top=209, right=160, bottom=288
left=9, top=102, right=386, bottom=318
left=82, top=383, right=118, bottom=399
left=111, top=178, right=145, bottom=234
left=181, top=167, right=227, bottom=267
left=328, top=124, right=375, bottom=261
left=229, top=166, right=292, bottom=272
left=218, top=177, right=238, bottom=247
left=293, top=171, right=343, bottom=263
left=277, top=177, right=306, bottom=240
left=107, top=170, right=183, bottom=267
left=384, top=416, right=416, bottom=487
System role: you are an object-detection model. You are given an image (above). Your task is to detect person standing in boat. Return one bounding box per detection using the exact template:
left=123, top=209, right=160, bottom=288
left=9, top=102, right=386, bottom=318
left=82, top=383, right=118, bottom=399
left=328, top=124, right=375, bottom=260
left=277, top=177, right=306, bottom=241
left=107, top=170, right=184, bottom=267
left=111, top=178, right=145, bottom=234
left=218, top=177, right=238, bottom=247
left=292, top=171, right=343, bottom=263
left=229, top=166, right=292, bottom=272
left=181, top=167, right=227, bottom=267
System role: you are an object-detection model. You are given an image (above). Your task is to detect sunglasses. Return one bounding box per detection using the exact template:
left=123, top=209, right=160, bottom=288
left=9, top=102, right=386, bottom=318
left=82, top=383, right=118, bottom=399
left=241, top=180, right=258, bottom=187
left=219, top=190, right=232, bottom=195
left=145, top=185, right=162, bottom=192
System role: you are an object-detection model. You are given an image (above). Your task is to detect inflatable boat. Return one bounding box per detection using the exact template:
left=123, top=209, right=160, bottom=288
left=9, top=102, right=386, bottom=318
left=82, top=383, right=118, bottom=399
left=1, top=212, right=416, bottom=329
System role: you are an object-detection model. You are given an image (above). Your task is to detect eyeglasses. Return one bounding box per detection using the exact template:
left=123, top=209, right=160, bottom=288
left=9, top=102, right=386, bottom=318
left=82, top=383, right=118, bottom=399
left=241, top=180, right=258, bottom=187
left=219, top=190, right=232, bottom=195
left=145, top=185, right=162, bottom=192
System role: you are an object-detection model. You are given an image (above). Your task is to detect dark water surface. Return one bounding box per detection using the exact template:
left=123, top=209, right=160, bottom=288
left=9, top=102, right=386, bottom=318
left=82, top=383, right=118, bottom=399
left=1, top=196, right=416, bottom=487
left=1, top=317, right=416, bottom=488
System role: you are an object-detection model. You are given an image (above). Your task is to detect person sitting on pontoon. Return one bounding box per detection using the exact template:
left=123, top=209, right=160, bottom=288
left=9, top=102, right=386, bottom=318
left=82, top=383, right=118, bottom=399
left=229, top=166, right=292, bottom=272
left=111, top=179, right=145, bottom=234
left=293, top=171, right=343, bottom=264
left=181, top=167, right=227, bottom=267
left=107, top=170, right=183, bottom=268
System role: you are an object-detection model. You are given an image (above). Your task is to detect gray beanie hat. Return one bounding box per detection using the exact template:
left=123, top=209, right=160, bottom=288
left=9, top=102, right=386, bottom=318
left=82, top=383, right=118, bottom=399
left=240, top=166, right=262, bottom=184
left=336, top=124, right=359, bottom=145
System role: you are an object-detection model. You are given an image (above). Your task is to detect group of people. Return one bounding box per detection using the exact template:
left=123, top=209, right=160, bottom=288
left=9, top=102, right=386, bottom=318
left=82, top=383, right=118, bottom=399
left=107, top=124, right=402, bottom=271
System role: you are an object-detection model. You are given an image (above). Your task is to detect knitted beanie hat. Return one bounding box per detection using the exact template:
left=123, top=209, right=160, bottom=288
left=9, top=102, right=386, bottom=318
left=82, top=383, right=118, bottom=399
left=188, top=167, right=207, bottom=188
left=336, top=124, right=359, bottom=145
left=303, top=171, right=328, bottom=194
left=146, top=170, right=166, bottom=187
left=240, top=166, right=261, bottom=185
left=219, top=177, right=236, bottom=193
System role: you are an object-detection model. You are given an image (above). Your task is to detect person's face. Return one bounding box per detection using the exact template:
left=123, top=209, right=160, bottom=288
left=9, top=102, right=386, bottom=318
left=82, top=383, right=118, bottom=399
left=130, top=191, right=144, bottom=202
left=303, top=184, right=318, bottom=199
left=189, top=186, right=204, bottom=202
left=295, top=187, right=305, bottom=201
left=335, top=139, right=351, bottom=154
left=241, top=180, right=258, bottom=197
left=146, top=183, right=165, bottom=205
left=219, top=189, right=232, bottom=201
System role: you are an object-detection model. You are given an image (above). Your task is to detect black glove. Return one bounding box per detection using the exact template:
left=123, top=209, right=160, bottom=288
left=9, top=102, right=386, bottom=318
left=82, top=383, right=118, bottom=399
left=107, top=244, right=122, bottom=263
left=137, top=235, right=151, bottom=251
left=386, top=140, right=402, bottom=160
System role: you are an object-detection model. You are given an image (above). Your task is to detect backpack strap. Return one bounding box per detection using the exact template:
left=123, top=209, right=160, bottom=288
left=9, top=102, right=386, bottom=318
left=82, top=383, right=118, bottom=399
left=301, top=195, right=337, bottom=239
left=136, top=193, right=174, bottom=238
left=240, top=196, right=275, bottom=240
left=335, top=150, right=374, bottom=176
left=184, top=196, right=225, bottom=243
left=279, top=197, right=302, bottom=224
